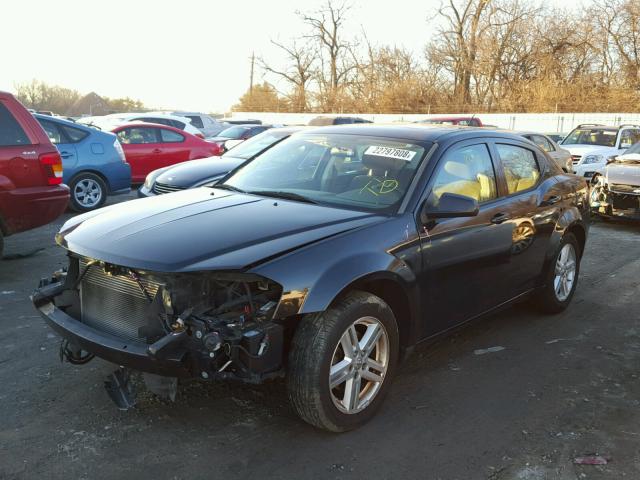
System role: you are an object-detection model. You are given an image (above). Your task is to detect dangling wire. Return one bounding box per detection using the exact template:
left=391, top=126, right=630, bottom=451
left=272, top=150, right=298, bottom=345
left=59, top=339, right=95, bottom=365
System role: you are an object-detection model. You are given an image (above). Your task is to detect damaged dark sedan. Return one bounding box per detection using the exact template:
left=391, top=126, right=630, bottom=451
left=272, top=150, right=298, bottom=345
left=33, top=125, right=590, bottom=431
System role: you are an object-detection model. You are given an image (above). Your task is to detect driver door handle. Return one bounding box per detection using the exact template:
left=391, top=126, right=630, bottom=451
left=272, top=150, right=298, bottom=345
left=152, top=148, right=162, bottom=154
left=491, top=212, right=511, bottom=224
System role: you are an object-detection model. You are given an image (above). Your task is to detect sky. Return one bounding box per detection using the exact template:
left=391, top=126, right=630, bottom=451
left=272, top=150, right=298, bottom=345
left=1, top=0, right=586, bottom=113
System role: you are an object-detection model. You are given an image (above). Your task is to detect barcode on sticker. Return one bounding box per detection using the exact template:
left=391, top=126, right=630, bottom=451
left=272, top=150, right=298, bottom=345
left=365, top=146, right=416, bottom=161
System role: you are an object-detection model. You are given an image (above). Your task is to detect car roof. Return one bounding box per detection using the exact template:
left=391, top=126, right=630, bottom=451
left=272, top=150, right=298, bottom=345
left=425, top=116, right=477, bottom=121
left=298, top=123, right=527, bottom=143
left=112, top=122, right=188, bottom=133
left=34, top=112, right=95, bottom=131
left=107, top=112, right=193, bottom=122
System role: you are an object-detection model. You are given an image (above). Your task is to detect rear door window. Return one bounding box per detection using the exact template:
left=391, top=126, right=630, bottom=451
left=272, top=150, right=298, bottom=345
left=160, top=129, right=185, bottom=143
left=528, top=135, right=554, bottom=152
left=0, top=103, right=30, bottom=146
left=495, top=144, right=540, bottom=194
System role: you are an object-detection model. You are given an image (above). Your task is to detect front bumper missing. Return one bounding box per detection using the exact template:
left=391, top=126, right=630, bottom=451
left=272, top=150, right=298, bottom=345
left=591, top=185, right=640, bottom=219
left=32, top=280, right=285, bottom=382
left=33, top=282, right=190, bottom=377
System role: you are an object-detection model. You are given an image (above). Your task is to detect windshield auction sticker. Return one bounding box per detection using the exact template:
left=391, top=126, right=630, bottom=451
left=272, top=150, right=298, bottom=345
left=365, top=146, right=416, bottom=161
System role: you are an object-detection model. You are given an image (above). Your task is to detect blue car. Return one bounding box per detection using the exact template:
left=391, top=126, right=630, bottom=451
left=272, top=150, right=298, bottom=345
left=34, top=114, right=131, bottom=211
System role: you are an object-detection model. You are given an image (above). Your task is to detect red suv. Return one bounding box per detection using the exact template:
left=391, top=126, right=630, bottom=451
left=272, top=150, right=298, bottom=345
left=0, top=91, right=69, bottom=255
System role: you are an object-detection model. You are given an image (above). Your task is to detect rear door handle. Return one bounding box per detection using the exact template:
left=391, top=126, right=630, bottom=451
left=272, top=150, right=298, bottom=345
left=491, top=213, right=511, bottom=224
left=540, top=195, right=561, bottom=206
left=152, top=148, right=162, bottom=154
left=60, top=151, right=74, bottom=158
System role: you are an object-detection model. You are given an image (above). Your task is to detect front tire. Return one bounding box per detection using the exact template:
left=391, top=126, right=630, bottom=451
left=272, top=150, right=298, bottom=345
left=536, top=233, right=581, bottom=313
left=287, top=291, right=399, bottom=432
left=69, top=173, right=107, bottom=212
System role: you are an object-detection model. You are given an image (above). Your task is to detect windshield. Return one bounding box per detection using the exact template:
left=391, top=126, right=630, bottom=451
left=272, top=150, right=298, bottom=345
left=221, top=133, right=430, bottom=213
left=223, top=130, right=289, bottom=160
left=218, top=126, right=251, bottom=139
left=562, top=128, right=617, bottom=147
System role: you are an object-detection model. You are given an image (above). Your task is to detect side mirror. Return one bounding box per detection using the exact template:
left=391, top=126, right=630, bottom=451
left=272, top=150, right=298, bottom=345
left=606, top=156, right=617, bottom=164
left=422, top=192, right=479, bottom=222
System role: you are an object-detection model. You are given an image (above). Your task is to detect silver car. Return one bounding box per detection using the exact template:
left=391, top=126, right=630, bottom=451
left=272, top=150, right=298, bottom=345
left=169, top=111, right=226, bottom=138
left=591, top=141, right=640, bottom=219
left=516, top=131, right=573, bottom=173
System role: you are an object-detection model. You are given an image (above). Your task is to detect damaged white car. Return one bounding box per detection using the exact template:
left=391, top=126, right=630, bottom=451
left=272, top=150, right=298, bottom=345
left=591, top=141, right=640, bottom=219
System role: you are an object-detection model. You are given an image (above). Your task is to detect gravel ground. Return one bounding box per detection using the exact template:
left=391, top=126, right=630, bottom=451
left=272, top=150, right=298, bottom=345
left=1, top=192, right=639, bottom=480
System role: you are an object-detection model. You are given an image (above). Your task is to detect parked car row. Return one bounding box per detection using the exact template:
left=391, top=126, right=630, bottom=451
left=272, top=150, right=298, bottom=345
left=3, top=86, right=638, bottom=265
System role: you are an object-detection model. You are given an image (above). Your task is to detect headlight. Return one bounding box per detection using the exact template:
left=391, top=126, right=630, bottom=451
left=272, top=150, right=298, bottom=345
left=143, top=168, right=167, bottom=190
left=582, top=155, right=603, bottom=164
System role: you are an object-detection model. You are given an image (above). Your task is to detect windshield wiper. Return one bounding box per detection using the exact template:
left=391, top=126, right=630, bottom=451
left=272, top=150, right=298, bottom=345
left=212, top=184, right=245, bottom=193
left=248, top=190, right=319, bottom=204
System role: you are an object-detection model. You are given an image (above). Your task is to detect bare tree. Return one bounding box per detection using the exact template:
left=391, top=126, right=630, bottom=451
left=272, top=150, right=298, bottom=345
left=299, top=0, right=355, bottom=110
left=259, top=40, right=316, bottom=112
left=432, top=0, right=493, bottom=106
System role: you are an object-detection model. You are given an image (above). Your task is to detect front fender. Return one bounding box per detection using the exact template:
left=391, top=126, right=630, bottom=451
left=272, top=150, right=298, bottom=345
left=249, top=215, right=421, bottom=318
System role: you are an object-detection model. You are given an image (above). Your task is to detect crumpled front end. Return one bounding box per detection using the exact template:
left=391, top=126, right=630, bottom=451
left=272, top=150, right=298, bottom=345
left=590, top=174, right=640, bottom=220
left=33, top=254, right=288, bottom=385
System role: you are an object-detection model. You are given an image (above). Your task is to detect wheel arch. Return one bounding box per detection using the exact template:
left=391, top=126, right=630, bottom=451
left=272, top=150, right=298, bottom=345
left=566, top=222, right=586, bottom=257
left=329, top=272, right=420, bottom=349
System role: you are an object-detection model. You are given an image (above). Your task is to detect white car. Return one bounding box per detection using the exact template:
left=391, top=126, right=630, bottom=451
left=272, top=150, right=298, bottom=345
left=78, top=113, right=203, bottom=138
left=166, top=111, right=226, bottom=138
left=560, top=124, right=640, bottom=180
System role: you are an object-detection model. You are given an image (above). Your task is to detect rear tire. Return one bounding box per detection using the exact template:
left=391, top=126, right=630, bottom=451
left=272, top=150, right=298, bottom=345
left=535, top=233, right=580, bottom=314
left=287, top=291, right=399, bottom=432
left=69, top=173, right=107, bottom=212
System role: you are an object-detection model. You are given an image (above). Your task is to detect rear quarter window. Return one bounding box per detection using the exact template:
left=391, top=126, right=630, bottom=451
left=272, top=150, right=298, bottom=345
left=61, top=124, right=89, bottom=143
left=0, top=103, right=31, bottom=146
left=186, top=116, right=204, bottom=128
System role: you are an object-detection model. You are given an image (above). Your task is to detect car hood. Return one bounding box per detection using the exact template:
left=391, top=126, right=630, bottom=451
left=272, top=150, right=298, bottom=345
left=606, top=159, right=640, bottom=187
left=562, top=144, right=618, bottom=157
left=58, top=188, right=384, bottom=272
left=155, top=156, right=245, bottom=187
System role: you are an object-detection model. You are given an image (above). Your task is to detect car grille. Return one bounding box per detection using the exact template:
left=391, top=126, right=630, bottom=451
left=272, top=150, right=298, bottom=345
left=571, top=155, right=582, bottom=166
left=610, top=183, right=640, bottom=195
left=79, top=258, right=163, bottom=343
left=153, top=182, right=186, bottom=195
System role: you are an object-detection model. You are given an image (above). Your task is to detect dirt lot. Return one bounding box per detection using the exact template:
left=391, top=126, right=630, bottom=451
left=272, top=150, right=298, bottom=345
left=1, top=193, right=639, bottom=480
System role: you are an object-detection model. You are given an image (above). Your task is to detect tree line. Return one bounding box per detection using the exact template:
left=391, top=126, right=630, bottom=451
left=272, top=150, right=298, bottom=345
left=14, top=80, right=145, bottom=116
left=234, top=0, right=640, bottom=114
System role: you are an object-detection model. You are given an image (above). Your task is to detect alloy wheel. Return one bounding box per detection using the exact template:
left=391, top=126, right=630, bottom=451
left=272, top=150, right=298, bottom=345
left=329, top=316, right=389, bottom=414
left=74, top=178, right=103, bottom=208
left=554, top=243, right=577, bottom=301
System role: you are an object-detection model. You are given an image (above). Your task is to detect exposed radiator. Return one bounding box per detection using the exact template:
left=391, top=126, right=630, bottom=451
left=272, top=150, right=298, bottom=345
left=79, top=259, right=162, bottom=343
